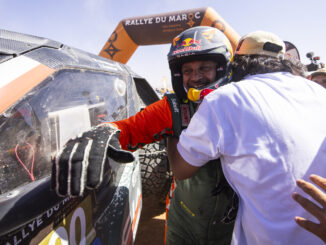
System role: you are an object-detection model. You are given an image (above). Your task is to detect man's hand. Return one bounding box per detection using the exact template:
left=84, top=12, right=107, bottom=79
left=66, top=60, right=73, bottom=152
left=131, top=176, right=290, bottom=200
left=51, top=124, right=134, bottom=197
left=292, top=174, right=326, bottom=243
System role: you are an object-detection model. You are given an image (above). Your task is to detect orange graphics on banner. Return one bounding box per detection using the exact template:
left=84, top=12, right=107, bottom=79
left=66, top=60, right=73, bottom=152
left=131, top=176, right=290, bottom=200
left=99, top=7, right=240, bottom=64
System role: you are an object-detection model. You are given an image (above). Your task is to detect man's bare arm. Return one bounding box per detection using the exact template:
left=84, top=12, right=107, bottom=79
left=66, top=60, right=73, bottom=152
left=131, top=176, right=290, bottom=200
left=167, top=137, right=199, bottom=180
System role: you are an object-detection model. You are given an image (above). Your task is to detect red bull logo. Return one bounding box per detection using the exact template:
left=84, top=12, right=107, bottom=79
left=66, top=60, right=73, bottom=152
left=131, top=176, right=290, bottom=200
left=177, top=38, right=201, bottom=47
left=173, top=38, right=202, bottom=54
left=172, top=45, right=202, bottom=54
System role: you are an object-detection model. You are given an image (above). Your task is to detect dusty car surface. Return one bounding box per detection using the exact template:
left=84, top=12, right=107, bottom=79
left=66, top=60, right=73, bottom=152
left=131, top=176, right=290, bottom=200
left=0, top=29, right=166, bottom=245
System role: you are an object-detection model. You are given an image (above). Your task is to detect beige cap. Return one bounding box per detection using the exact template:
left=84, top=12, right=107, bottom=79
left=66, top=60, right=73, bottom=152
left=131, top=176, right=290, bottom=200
left=235, top=31, right=285, bottom=58
left=311, top=67, right=326, bottom=78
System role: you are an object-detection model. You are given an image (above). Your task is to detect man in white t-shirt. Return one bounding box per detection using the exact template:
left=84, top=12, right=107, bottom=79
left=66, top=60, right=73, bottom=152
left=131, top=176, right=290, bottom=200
left=168, top=31, right=326, bottom=244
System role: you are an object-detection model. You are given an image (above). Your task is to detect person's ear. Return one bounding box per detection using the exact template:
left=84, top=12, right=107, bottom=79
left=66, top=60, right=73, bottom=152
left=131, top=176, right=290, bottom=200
left=307, top=75, right=312, bottom=80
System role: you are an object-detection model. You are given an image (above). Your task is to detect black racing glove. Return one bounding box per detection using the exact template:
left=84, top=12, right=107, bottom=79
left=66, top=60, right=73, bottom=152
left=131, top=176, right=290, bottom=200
left=51, top=124, right=134, bottom=197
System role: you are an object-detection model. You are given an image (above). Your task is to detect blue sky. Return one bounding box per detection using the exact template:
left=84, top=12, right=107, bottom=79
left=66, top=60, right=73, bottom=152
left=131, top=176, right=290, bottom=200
left=1, top=0, right=325, bottom=89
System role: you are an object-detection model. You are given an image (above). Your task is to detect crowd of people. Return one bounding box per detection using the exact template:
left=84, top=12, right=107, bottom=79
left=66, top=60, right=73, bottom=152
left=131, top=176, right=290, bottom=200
left=51, top=25, right=326, bottom=244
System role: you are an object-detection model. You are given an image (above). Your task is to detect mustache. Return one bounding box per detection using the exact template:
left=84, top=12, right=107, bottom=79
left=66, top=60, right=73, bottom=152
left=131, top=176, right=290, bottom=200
left=189, top=78, right=211, bottom=88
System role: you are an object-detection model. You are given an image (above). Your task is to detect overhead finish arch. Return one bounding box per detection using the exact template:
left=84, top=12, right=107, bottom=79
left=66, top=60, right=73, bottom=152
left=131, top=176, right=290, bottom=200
left=99, top=7, right=240, bottom=64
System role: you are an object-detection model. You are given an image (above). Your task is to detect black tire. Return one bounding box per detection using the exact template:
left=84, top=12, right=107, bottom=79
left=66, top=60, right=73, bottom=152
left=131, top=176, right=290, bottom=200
left=138, top=139, right=172, bottom=201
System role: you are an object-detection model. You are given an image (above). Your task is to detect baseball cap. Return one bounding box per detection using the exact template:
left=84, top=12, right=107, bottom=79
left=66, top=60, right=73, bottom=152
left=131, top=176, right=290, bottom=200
left=235, top=31, right=285, bottom=59
left=311, top=67, right=326, bottom=78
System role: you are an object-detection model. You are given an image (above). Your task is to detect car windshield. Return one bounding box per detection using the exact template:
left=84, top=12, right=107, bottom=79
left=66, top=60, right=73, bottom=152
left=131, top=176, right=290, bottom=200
left=0, top=69, right=128, bottom=194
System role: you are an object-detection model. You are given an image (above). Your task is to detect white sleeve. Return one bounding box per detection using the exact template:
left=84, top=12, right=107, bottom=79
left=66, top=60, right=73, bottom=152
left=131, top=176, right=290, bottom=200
left=177, top=95, right=222, bottom=167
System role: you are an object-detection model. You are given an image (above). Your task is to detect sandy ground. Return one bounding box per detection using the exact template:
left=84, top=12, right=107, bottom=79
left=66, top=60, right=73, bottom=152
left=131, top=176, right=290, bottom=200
left=134, top=196, right=166, bottom=245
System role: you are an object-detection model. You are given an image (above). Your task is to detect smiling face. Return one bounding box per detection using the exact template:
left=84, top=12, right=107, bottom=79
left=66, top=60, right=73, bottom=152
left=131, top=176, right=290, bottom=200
left=181, top=60, right=217, bottom=90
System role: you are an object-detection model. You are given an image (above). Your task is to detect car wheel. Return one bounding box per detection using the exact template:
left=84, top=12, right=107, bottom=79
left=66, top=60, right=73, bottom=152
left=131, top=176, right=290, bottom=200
left=138, top=139, right=172, bottom=202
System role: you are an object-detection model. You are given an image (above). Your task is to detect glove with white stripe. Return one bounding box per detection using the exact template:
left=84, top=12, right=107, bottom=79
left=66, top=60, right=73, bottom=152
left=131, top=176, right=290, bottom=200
left=51, top=124, right=134, bottom=197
